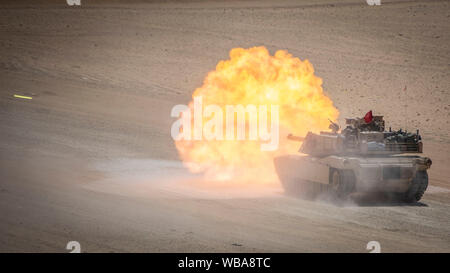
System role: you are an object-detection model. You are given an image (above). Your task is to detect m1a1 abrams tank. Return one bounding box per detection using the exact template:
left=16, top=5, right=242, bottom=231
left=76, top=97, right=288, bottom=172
left=274, top=111, right=432, bottom=202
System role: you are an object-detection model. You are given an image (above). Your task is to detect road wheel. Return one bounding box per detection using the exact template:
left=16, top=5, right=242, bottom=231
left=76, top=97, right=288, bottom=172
left=329, top=168, right=355, bottom=199
left=403, top=171, right=428, bottom=203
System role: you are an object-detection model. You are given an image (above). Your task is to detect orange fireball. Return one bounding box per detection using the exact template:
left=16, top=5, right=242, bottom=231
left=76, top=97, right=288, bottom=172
left=174, top=46, right=339, bottom=184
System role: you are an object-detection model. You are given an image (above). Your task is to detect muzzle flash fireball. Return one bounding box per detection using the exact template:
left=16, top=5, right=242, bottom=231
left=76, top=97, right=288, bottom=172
left=173, top=46, right=339, bottom=183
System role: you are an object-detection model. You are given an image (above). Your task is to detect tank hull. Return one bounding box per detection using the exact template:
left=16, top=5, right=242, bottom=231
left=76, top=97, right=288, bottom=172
left=274, top=154, right=431, bottom=200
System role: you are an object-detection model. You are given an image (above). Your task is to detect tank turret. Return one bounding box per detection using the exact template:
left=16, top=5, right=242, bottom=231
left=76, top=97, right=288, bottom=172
left=290, top=113, right=423, bottom=157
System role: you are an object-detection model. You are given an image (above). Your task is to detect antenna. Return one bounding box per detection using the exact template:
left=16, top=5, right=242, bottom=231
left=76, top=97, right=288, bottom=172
left=328, top=118, right=340, bottom=133
left=404, top=85, right=407, bottom=131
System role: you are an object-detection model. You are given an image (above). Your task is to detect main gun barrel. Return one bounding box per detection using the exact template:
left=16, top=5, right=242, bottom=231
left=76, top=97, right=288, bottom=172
left=287, top=134, right=305, bottom=142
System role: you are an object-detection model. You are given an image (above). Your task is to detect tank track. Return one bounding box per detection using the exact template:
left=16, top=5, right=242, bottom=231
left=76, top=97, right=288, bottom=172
left=404, top=171, right=428, bottom=203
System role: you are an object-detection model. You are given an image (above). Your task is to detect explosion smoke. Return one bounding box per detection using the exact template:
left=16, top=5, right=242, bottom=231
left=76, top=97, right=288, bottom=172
left=174, top=46, right=339, bottom=184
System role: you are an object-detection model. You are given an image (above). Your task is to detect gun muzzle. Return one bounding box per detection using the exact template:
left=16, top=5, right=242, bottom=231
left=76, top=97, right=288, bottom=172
left=287, top=134, right=305, bottom=142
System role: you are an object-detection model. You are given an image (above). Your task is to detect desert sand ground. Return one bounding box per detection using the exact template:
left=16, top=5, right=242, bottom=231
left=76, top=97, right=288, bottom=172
left=0, top=0, right=449, bottom=252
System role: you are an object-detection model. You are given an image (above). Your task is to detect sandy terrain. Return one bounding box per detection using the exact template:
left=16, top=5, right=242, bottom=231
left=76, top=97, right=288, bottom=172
left=0, top=0, right=449, bottom=252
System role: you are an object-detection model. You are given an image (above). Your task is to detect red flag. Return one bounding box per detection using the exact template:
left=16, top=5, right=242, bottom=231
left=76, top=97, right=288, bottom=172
left=364, top=110, right=373, bottom=123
